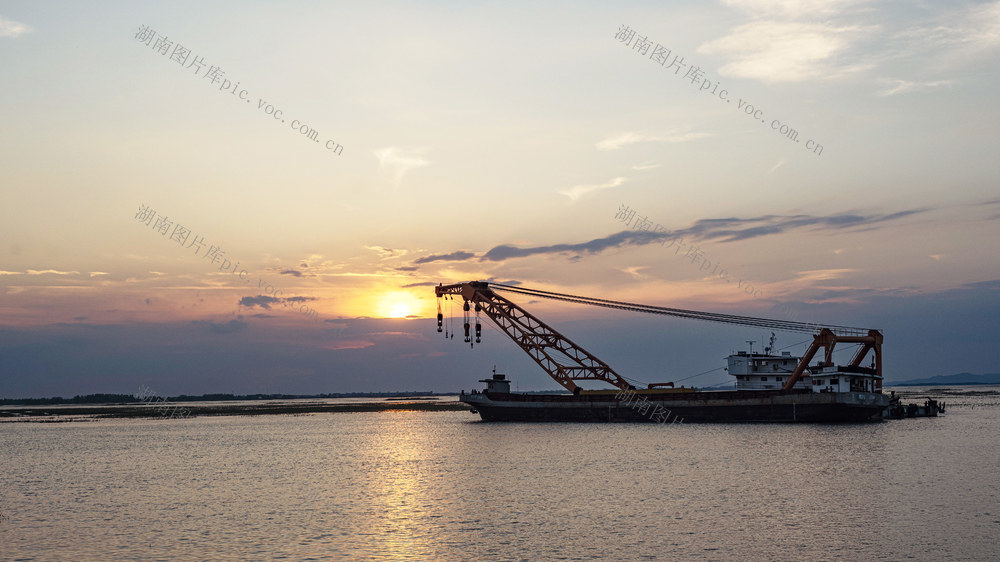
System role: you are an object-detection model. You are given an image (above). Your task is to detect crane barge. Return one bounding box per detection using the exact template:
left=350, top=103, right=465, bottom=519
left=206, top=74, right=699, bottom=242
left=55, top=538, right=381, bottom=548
left=435, top=281, right=889, bottom=423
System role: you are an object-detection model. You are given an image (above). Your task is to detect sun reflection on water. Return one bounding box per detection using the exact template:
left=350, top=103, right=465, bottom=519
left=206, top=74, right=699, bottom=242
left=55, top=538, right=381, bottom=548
left=357, top=412, right=444, bottom=559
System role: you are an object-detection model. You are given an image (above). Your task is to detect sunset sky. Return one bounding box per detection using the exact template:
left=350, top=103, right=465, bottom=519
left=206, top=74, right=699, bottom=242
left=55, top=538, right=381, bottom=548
left=2, top=0, right=998, bottom=397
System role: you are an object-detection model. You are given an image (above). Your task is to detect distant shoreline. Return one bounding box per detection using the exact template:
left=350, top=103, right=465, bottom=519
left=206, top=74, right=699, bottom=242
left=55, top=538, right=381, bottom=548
left=886, top=382, right=1000, bottom=387
left=0, top=392, right=458, bottom=407
left=0, top=400, right=470, bottom=422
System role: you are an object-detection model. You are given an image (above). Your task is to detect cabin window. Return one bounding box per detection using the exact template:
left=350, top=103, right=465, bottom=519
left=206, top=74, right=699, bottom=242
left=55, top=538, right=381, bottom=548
left=830, top=379, right=839, bottom=385
left=776, top=377, right=783, bottom=382
left=812, top=380, right=820, bottom=385
left=760, top=377, right=767, bottom=382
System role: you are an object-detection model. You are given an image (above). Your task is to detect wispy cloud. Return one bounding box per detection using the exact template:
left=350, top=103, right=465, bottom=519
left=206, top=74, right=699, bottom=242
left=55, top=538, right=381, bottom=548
left=900, top=1, right=1000, bottom=54
left=0, top=16, right=33, bottom=38
left=374, top=146, right=428, bottom=185
left=699, top=20, right=871, bottom=83
left=721, top=0, right=871, bottom=20
left=366, top=245, right=408, bottom=259
left=596, top=131, right=712, bottom=151
left=238, top=295, right=316, bottom=310
left=559, top=177, right=627, bottom=203
left=631, top=163, right=662, bottom=171
left=963, top=1, right=1000, bottom=50
left=596, top=132, right=646, bottom=151
left=26, top=269, right=79, bottom=276
left=413, top=251, right=476, bottom=265
left=791, top=269, right=855, bottom=283
left=410, top=207, right=929, bottom=265
left=620, top=266, right=648, bottom=279
left=710, top=1, right=1000, bottom=88
left=877, top=78, right=953, bottom=97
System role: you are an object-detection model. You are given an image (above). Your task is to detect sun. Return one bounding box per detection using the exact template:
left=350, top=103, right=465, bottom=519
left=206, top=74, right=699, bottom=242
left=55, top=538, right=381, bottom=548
left=377, top=291, right=421, bottom=319
left=388, top=301, right=412, bottom=318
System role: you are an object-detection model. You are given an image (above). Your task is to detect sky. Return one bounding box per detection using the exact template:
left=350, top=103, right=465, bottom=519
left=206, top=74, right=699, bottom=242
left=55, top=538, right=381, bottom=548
left=1, top=0, right=998, bottom=398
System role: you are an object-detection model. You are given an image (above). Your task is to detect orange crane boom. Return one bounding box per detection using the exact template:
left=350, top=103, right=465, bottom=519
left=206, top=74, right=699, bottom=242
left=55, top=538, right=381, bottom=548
left=436, top=281, right=633, bottom=393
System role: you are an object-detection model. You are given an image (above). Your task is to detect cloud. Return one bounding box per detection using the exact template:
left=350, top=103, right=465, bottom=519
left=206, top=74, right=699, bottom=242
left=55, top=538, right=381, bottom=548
left=792, top=269, right=855, bottom=283
left=0, top=16, right=33, bottom=38
left=699, top=20, right=870, bottom=83
left=475, top=208, right=927, bottom=261
left=963, top=1, right=1000, bottom=50
left=238, top=295, right=316, bottom=310
left=280, top=269, right=303, bottom=277
left=400, top=281, right=440, bottom=288
left=596, top=132, right=651, bottom=150
left=374, top=147, right=429, bottom=185
left=414, top=251, right=476, bottom=265
left=0, top=270, right=20, bottom=276
left=721, top=0, right=870, bottom=20
left=366, top=245, right=407, bottom=259
left=877, top=79, right=953, bottom=97
left=480, top=230, right=663, bottom=262
left=559, top=177, right=627, bottom=203
left=239, top=295, right=280, bottom=309
left=26, top=269, right=79, bottom=276
left=324, top=340, right=375, bottom=351
left=596, top=131, right=712, bottom=150
left=959, top=279, right=1000, bottom=291
left=192, top=319, right=248, bottom=334
left=631, top=163, right=662, bottom=171
left=621, top=266, right=648, bottom=280
left=901, top=1, right=1000, bottom=54
left=89, top=272, right=110, bottom=278
left=712, top=1, right=1000, bottom=89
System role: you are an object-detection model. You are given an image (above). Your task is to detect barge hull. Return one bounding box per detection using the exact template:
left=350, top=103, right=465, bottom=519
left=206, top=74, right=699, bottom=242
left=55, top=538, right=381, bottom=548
left=461, top=390, right=889, bottom=423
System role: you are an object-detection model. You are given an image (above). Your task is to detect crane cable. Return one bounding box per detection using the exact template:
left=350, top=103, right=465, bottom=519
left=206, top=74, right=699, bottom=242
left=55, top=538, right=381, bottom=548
left=487, top=283, right=872, bottom=336
left=473, top=287, right=869, bottom=388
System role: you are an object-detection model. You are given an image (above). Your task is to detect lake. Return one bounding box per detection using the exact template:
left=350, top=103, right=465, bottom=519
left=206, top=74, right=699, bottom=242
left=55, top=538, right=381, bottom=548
left=1, top=386, right=997, bottom=560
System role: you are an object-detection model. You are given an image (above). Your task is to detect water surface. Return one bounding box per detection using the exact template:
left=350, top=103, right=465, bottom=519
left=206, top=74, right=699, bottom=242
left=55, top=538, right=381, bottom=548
left=1, top=386, right=997, bottom=560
